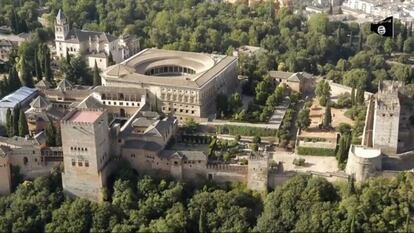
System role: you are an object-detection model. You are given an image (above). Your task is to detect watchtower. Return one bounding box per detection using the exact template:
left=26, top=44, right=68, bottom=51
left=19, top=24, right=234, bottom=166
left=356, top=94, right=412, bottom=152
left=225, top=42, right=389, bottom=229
left=247, top=154, right=269, bottom=192
left=373, top=81, right=402, bottom=155
left=60, top=109, right=111, bottom=202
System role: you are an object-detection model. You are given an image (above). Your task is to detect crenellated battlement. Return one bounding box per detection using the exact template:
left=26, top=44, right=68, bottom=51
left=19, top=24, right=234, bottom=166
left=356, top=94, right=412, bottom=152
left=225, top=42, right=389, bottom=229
left=206, top=163, right=248, bottom=174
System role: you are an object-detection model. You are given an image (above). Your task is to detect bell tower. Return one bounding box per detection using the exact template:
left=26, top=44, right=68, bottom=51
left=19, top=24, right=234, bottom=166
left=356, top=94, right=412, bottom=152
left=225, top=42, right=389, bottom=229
left=55, top=9, right=69, bottom=41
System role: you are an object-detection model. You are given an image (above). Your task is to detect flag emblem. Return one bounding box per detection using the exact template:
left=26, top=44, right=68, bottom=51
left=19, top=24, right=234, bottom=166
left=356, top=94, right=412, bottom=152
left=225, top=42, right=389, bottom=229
left=370, top=17, right=394, bottom=37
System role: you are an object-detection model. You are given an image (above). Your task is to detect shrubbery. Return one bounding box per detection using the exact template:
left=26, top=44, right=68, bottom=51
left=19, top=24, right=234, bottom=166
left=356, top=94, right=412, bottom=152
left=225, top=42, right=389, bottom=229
left=216, top=125, right=277, bottom=137
left=297, top=147, right=336, bottom=156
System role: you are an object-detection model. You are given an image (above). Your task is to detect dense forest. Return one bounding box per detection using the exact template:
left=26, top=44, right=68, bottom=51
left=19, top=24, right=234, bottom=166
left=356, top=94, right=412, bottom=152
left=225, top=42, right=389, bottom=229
left=1, top=165, right=414, bottom=233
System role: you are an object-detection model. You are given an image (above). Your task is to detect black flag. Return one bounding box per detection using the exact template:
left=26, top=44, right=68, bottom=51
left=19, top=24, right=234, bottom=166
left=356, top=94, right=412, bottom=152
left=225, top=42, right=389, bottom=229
left=370, top=16, right=393, bottom=37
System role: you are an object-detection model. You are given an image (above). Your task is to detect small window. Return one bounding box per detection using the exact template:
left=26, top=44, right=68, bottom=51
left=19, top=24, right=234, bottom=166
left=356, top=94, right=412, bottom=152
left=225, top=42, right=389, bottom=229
left=78, top=161, right=83, bottom=167
left=72, top=159, right=75, bottom=166
left=131, top=154, right=135, bottom=158
left=85, top=160, right=89, bottom=167
left=23, top=157, right=28, bottom=165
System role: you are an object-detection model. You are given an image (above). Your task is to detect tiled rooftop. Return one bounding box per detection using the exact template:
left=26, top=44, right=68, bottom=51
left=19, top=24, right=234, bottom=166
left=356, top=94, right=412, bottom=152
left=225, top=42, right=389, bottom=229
left=68, top=110, right=103, bottom=123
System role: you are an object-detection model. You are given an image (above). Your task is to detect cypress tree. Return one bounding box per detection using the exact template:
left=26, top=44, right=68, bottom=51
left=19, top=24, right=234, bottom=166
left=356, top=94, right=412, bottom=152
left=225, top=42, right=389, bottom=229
left=19, top=18, right=28, bottom=33
left=66, top=49, right=71, bottom=65
left=45, top=122, right=56, bottom=147
left=0, top=77, right=8, bottom=97
left=337, top=24, right=342, bottom=44
left=34, top=49, right=42, bottom=82
left=38, top=43, right=46, bottom=72
left=18, top=109, right=28, bottom=137
left=20, top=58, right=34, bottom=88
left=323, top=103, right=332, bottom=129
left=8, top=65, right=21, bottom=92
left=93, top=61, right=101, bottom=86
left=356, top=88, right=364, bottom=105
left=337, top=132, right=351, bottom=167
left=351, top=87, right=355, bottom=106
left=44, top=48, right=53, bottom=83
left=10, top=9, right=19, bottom=33
left=6, top=108, right=13, bottom=137
left=12, top=107, right=19, bottom=137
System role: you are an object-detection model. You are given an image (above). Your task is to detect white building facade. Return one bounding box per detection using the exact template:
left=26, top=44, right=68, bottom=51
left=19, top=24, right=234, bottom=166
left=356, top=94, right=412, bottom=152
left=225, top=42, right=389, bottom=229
left=54, top=9, right=139, bottom=70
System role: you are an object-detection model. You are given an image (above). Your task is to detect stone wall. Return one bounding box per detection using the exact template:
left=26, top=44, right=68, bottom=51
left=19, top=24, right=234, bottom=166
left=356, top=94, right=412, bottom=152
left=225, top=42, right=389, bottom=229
left=0, top=154, right=11, bottom=195
left=61, top=110, right=111, bottom=202
left=345, top=145, right=382, bottom=182
left=247, top=156, right=269, bottom=192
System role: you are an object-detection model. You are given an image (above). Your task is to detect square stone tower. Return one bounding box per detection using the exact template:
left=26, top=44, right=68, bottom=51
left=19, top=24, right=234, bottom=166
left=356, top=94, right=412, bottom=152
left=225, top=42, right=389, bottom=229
left=373, top=81, right=402, bottom=155
left=61, top=109, right=111, bottom=202
left=247, top=154, right=269, bottom=192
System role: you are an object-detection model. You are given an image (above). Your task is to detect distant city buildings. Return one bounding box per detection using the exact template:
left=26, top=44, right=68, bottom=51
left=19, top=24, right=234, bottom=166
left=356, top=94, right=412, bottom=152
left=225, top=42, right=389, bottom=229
left=343, top=0, right=414, bottom=24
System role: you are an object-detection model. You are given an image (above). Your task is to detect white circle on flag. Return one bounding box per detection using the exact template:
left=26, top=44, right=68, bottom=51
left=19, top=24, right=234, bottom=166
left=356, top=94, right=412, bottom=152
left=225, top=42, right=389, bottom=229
left=377, top=25, right=386, bottom=35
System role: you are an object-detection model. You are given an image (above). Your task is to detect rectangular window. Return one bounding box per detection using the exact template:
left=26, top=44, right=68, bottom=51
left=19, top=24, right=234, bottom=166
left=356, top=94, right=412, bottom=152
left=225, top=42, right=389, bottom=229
left=78, top=161, right=83, bottom=167
left=131, top=154, right=135, bottom=158
left=85, top=160, right=89, bottom=167
left=72, top=159, right=75, bottom=166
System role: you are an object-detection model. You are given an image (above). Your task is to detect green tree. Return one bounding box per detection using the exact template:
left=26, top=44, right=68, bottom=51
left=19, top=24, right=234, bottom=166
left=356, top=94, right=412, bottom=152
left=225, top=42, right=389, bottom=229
left=297, top=108, right=311, bottom=130
left=8, top=65, right=22, bottom=92
left=44, top=47, right=53, bottom=83
left=315, top=80, right=331, bottom=106
left=12, top=107, right=19, bottom=137
left=6, top=108, right=13, bottom=137
left=19, top=58, right=34, bottom=88
left=384, top=38, right=396, bottom=55
left=356, top=88, right=364, bottom=105
left=308, top=14, right=329, bottom=35
left=322, top=103, right=332, bottom=129
left=336, top=131, right=351, bottom=168
left=34, top=49, right=42, bottom=82
left=45, top=122, right=56, bottom=147
left=93, top=61, right=101, bottom=86
left=18, top=109, right=28, bottom=137
left=403, top=37, right=414, bottom=53
left=45, top=199, right=93, bottom=233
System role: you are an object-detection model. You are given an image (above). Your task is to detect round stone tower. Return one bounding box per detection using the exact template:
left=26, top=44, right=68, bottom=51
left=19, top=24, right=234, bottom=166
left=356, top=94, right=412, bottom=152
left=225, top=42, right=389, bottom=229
left=345, top=145, right=382, bottom=182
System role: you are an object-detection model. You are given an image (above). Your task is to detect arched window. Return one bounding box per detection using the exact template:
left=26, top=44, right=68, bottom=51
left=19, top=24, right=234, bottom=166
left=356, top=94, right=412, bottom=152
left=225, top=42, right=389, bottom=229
left=23, top=157, right=28, bottom=165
